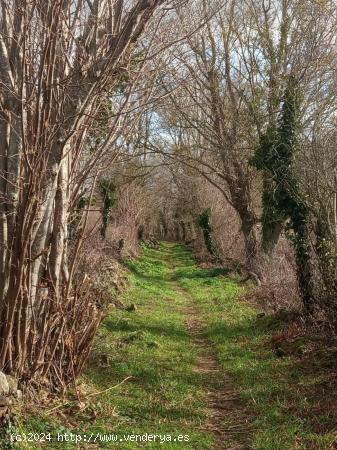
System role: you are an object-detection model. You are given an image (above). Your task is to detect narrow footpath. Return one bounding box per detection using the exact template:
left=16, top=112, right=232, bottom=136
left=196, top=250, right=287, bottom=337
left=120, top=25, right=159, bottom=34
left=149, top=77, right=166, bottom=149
left=168, top=256, right=251, bottom=449
left=21, top=242, right=328, bottom=450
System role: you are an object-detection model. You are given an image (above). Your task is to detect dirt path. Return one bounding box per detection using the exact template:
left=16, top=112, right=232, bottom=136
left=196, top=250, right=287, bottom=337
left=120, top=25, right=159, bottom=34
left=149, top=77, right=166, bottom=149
left=178, top=286, right=252, bottom=450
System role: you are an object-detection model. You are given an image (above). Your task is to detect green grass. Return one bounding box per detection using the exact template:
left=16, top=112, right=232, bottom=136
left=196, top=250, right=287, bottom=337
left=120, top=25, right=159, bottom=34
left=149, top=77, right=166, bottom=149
left=9, top=242, right=337, bottom=449
left=11, top=243, right=213, bottom=449
left=171, top=244, right=337, bottom=450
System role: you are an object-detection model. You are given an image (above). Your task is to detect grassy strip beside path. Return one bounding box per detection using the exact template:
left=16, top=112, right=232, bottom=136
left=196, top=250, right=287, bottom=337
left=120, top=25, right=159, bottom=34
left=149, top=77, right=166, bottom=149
left=173, top=244, right=336, bottom=450
left=12, top=242, right=337, bottom=449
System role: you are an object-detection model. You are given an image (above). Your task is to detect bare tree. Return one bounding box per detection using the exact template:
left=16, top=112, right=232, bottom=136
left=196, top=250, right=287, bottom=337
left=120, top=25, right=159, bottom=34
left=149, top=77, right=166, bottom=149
left=149, top=0, right=337, bottom=270
left=0, top=0, right=174, bottom=386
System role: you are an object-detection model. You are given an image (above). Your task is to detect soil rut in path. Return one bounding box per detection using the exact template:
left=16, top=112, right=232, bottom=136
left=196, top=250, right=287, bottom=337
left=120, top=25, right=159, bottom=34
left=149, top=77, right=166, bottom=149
left=176, top=285, right=252, bottom=450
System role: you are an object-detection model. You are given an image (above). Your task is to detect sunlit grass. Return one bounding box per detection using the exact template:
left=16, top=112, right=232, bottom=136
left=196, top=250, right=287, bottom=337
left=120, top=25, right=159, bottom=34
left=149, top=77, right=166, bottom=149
left=12, top=242, right=337, bottom=450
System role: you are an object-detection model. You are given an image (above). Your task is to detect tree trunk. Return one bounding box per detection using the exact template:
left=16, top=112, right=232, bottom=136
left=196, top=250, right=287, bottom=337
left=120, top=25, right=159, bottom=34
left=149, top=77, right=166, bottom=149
left=261, top=173, right=284, bottom=256
left=262, top=220, right=283, bottom=256
left=241, top=216, right=258, bottom=267
left=226, top=164, right=258, bottom=267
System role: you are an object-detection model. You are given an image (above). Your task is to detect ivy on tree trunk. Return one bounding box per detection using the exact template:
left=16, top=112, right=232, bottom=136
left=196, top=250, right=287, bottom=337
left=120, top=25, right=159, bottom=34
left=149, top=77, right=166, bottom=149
left=250, top=76, right=315, bottom=313
left=99, top=180, right=116, bottom=240
left=198, top=209, right=216, bottom=256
